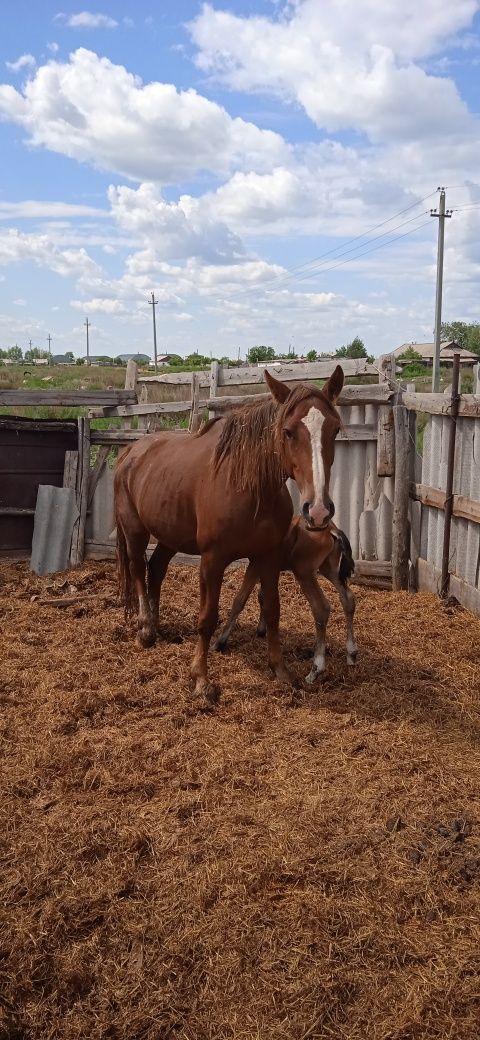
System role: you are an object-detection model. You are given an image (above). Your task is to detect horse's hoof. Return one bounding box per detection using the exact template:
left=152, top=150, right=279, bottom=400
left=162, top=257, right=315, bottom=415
left=213, top=636, right=228, bottom=653
left=305, top=668, right=318, bottom=685
left=347, top=651, right=358, bottom=667
left=256, top=626, right=267, bottom=638
left=193, top=678, right=220, bottom=704
left=136, top=627, right=156, bottom=648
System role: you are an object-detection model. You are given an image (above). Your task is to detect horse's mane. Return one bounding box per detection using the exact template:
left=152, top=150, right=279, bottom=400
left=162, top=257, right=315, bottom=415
left=211, top=383, right=334, bottom=502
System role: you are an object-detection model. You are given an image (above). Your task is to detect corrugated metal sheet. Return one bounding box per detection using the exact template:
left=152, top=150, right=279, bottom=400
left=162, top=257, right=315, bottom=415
left=331, top=403, right=393, bottom=561
left=419, top=412, right=480, bottom=595
left=30, top=486, right=79, bottom=575
left=0, top=417, right=77, bottom=557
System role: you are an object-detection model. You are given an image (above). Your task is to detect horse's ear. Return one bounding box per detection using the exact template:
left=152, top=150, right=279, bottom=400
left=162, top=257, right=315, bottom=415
left=264, top=369, right=290, bottom=403
left=323, top=364, right=344, bottom=403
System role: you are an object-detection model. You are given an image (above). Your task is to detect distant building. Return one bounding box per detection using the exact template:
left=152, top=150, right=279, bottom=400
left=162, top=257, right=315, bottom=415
left=148, top=354, right=180, bottom=367
left=52, top=354, right=74, bottom=365
left=117, top=352, right=151, bottom=364
left=394, top=340, right=478, bottom=368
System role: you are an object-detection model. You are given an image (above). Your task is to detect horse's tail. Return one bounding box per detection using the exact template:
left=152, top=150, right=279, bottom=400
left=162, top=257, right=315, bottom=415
left=336, top=528, right=355, bottom=585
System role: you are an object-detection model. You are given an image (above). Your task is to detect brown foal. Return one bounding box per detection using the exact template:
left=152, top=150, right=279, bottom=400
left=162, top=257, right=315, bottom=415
left=114, top=366, right=343, bottom=698
left=214, top=519, right=357, bottom=683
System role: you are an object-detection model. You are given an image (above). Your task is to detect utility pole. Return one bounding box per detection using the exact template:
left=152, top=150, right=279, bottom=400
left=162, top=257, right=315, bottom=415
left=430, top=187, right=452, bottom=392
left=84, top=318, right=90, bottom=365
left=47, top=334, right=52, bottom=363
left=28, top=338, right=32, bottom=351
left=148, top=291, right=158, bottom=374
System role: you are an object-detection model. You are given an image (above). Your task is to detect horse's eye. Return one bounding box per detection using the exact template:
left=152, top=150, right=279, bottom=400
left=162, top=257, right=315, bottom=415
left=284, top=428, right=293, bottom=440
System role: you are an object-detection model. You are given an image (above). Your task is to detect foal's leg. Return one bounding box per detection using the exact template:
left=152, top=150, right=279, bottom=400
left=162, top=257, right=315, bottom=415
left=147, top=542, right=175, bottom=632
left=191, top=552, right=226, bottom=699
left=213, top=561, right=259, bottom=651
left=256, top=558, right=294, bottom=685
left=294, top=571, right=331, bottom=684
left=256, top=587, right=267, bottom=638
left=324, top=560, right=358, bottom=666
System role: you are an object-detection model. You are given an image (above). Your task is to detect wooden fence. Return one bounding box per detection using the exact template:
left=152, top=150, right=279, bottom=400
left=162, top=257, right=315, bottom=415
left=2, top=353, right=480, bottom=615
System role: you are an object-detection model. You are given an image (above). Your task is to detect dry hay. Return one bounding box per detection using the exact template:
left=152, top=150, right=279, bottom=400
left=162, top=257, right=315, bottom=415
left=1, top=560, right=480, bottom=1040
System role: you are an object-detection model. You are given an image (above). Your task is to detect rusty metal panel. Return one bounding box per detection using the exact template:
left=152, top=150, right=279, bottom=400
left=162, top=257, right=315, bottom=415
left=0, top=417, right=77, bottom=557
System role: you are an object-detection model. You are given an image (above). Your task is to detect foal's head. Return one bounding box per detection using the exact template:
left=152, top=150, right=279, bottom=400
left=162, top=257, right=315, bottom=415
left=266, top=366, right=344, bottom=530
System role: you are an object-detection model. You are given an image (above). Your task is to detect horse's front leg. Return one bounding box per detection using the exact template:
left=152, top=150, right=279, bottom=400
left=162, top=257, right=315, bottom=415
left=256, top=557, right=295, bottom=686
left=213, top=561, right=259, bottom=652
left=191, top=552, right=226, bottom=701
left=294, top=570, right=330, bottom=684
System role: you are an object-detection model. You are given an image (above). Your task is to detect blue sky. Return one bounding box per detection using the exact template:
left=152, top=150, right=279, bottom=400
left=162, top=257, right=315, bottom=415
left=0, top=0, right=479, bottom=360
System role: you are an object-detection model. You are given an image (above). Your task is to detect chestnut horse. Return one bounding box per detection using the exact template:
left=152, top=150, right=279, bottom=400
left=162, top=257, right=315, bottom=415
left=214, top=519, right=357, bottom=683
left=114, top=366, right=344, bottom=698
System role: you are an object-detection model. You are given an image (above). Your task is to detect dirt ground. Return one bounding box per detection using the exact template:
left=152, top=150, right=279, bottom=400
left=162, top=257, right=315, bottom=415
left=1, top=561, right=479, bottom=1040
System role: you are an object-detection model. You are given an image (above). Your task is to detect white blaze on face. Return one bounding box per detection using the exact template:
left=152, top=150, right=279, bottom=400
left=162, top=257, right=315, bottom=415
left=302, top=405, right=325, bottom=505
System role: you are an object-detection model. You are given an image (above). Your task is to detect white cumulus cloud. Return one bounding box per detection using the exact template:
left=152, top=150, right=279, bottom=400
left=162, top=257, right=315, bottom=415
left=0, top=49, right=289, bottom=183
left=190, top=0, right=478, bottom=142
left=6, top=54, right=36, bottom=73
left=57, top=11, right=118, bottom=29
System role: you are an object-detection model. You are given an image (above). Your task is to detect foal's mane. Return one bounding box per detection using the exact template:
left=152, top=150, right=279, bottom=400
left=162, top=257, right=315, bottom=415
left=211, top=383, right=334, bottom=501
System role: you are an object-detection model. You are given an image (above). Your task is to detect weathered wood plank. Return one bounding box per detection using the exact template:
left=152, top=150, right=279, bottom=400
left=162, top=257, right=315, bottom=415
left=122, top=359, right=138, bottom=431
left=90, top=383, right=393, bottom=418
left=91, top=430, right=145, bottom=444
left=88, top=446, right=110, bottom=508
left=70, top=418, right=90, bottom=567
left=377, top=405, right=395, bottom=476
left=392, top=405, right=410, bottom=591
left=0, top=389, right=137, bottom=407
left=62, top=450, right=78, bottom=490
left=0, top=507, right=36, bottom=515
left=409, top=482, right=480, bottom=525
left=137, top=357, right=380, bottom=388
left=189, top=371, right=201, bottom=433
left=403, top=391, right=480, bottom=418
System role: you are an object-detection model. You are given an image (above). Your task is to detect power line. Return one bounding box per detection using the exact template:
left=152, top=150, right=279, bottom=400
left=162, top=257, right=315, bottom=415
left=223, top=193, right=437, bottom=303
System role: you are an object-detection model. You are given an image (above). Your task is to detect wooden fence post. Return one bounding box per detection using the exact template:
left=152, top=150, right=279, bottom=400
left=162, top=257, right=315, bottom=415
left=189, top=371, right=201, bottom=432
left=209, top=360, right=219, bottom=418
left=392, top=405, right=410, bottom=591
left=70, top=417, right=91, bottom=567
left=378, top=353, right=395, bottom=384
left=440, top=353, right=461, bottom=598
left=123, top=360, right=138, bottom=431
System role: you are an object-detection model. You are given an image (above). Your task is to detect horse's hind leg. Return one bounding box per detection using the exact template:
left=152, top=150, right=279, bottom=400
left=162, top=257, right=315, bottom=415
left=325, top=561, right=357, bottom=666
left=148, top=542, right=175, bottom=632
left=191, top=552, right=226, bottom=700
left=122, top=525, right=156, bottom=647
left=213, top=561, right=259, bottom=651
left=256, top=587, right=266, bottom=637
left=294, top=570, right=330, bottom=684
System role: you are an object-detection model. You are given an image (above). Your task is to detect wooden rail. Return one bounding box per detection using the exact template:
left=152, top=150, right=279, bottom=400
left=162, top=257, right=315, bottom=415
left=409, top=482, right=480, bottom=525
left=0, top=389, right=137, bottom=407
left=138, top=357, right=380, bottom=389
left=403, top=391, right=480, bottom=418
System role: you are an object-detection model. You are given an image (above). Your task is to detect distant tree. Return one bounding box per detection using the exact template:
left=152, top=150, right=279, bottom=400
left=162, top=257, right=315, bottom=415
left=113, top=356, right=125, bottom=366
left=75, top=357, right=85, bottom=365
left=398, top=346, right=424, bottom=365
left=185, top=353, right=209, bottom=367
left=441, top=320, right=480, bottom=357
left=25, top=347, right=49, bottom=362
left=65, top=351, right=75, bottom=363
left=306, top=349, right=317, bottom=362
left=7, top=345, right=23, bottom=362
left=335, top=336, right=374, bottom=363
left=247, top=345, right=276, bottom=364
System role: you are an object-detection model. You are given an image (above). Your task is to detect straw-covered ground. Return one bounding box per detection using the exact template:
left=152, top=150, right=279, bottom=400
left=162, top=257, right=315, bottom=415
left=1, top=561, right=479, bottom=1040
